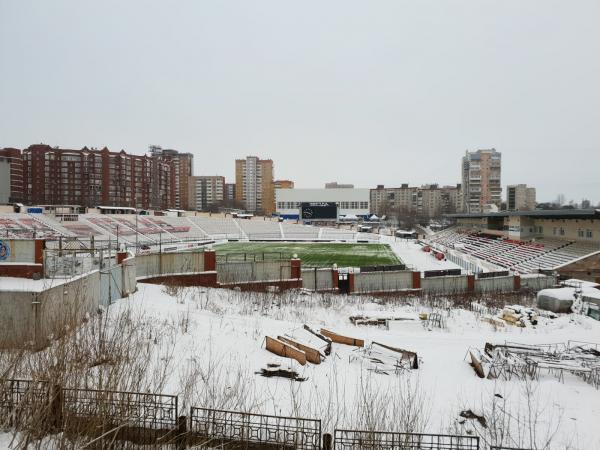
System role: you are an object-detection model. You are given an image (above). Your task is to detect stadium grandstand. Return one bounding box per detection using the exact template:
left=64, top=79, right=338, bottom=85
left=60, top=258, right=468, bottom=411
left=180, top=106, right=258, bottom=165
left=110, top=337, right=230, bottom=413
left=427, top=209, right=600, bottom=274
left=0, top=209, right=374, bottom=248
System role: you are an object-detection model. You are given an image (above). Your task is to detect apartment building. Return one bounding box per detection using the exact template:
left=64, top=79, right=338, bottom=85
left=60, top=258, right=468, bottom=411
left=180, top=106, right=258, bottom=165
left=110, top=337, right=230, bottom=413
left=462, top=148, right=502, bottom=213
left=149, top=146, right=193, bottom=210
left=18, top=144, right=174, bottom=209
left=0, top=148, right=24, bottom=203
left=370, top=184, right=462, bottom=218
left=189, top=176, right=226, bottom=211
left=225, top=183, right=236, bottom=204
left=235, top=156, right=275, bottom=215
left=507, top=184, right=536, bottom=211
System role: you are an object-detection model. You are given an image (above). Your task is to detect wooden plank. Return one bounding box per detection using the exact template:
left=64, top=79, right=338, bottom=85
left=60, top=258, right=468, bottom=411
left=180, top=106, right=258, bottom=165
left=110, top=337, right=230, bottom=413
left=303, top=324, right=332, bottom=355
left=469, top=350, right=485, bottom=378
left=265, top=336, right=307, bottom=365
left=320, top=328, right=364, bottom=347
left=278, top=336, right=322, bottom=364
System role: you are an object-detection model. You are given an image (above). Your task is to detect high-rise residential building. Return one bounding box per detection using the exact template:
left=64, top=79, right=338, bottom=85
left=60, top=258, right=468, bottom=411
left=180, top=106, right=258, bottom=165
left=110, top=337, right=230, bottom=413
left=0, top=148, right=24, bottom=203
left=370, top=184, right=462, bottom=218
left=149, top=146, right=193, bottom=210
left=224, top=183, right=236, bottom=204
left=507, top=184, right=536, bottom=211
left=188, top=176, right=225, bottom=211
left=462, top=148, right=502, bottom=213
left=17, top=144, right=174, bottom=209
left=274, top=180, right=294, bottom=190
left=325, top=182, right=354, bottom=189
left=235, top=156, right=275, bottom=215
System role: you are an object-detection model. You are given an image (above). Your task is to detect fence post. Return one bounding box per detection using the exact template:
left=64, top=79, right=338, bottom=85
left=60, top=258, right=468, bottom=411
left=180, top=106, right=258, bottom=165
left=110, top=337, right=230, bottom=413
left=49, top=383, right=64, bottom=432
left=323, top=433, right=332, bottom=450
left=176, top=415, right=187, bottom=450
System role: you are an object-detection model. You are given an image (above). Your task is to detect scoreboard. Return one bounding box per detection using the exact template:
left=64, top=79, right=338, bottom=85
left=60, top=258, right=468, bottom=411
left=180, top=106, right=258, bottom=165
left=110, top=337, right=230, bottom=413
left=300, top=202, right=338, bottom=220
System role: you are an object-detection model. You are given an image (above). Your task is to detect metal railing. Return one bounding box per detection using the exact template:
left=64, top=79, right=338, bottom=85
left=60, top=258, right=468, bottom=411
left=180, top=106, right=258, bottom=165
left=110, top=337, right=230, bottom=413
left=333, top=429, right=480, bottom=450
left=190, top=407, right=322, bottom=449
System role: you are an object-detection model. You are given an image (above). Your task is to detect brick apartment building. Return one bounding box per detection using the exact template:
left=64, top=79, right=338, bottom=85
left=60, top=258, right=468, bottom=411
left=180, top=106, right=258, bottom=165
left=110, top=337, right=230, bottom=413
left=7, top=144, right=175, bottom=209
left=370, top=184, right=463, bottom=219
left=149, top=146, right=193, bottom=210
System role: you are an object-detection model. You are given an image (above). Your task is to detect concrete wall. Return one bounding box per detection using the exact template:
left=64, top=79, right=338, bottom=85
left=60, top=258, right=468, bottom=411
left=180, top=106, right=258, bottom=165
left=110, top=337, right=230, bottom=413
left=521, top=274, right=556, bottom=291
left=302, top=268, right=335, bottom=291
left=474, top=275, right=515, bottom=293
left=421, top=275, right=469, bottom=294
left=0, top=271, right=101, bottom=349
left=122, top=255, right=137, bottom=296
left=136, top=251, right=205, bottom=279
left=217, top=260, right=291, bottom=284
left=353, top=271, right=413, bottom=293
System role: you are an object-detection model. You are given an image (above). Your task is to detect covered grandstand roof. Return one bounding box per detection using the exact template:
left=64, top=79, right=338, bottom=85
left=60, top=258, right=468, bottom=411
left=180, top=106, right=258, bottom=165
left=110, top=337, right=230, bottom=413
left=447, top=209, right=600, bottom=220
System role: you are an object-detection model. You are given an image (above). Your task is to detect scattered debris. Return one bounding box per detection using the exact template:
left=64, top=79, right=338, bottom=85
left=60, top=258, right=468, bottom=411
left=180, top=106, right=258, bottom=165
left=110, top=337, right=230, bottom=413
left=256, top=364, right=307, bottom=382
left=320, top=328, right=364, bottom=347
left=350, top=315, right=417, bottom=326
left=459, top=410, right=487, bottom=428
left=468, top=341, right=600, bottom=389
left=424, top=312, right=444, bottom=329
left=502, top=305, right=538, bottom=327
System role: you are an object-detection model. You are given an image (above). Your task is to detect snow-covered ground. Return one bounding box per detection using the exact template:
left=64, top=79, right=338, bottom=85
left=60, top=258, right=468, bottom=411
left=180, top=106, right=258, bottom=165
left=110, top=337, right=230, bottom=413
left=2, top=281, right=599, bottom=449
left=380, top=236, right=462, bottom=272
left=117, top=285, right=600, bottom=448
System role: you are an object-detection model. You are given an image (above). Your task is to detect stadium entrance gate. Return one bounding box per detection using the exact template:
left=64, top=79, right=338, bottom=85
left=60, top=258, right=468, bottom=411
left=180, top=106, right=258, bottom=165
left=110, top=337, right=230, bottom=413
left=338, top=272, right=350, bottom=294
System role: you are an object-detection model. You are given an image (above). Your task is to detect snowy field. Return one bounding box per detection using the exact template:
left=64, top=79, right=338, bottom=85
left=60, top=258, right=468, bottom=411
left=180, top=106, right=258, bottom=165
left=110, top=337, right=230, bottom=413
left=1, top=279, right=599, bottom=449
left=3, top=283, right=596, bottom=449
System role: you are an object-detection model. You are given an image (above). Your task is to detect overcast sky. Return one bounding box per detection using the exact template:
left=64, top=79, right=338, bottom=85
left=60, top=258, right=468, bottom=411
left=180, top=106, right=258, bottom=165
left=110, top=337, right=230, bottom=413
left=1, top=1, right=599, bottom=204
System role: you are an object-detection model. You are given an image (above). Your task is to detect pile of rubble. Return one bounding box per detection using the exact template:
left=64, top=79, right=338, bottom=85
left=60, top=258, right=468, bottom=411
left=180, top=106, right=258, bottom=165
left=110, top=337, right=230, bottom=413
left=468, top=341, right=600, bottom=389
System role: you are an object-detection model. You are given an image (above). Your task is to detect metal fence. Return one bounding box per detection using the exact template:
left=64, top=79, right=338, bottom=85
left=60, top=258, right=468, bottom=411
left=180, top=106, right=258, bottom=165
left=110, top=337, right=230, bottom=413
left=190, top=407, right=322, bottom=449
left=62, top=388, right=179, bottom=445
left=1, top=379, right=494, bottom=450
left=43, top=247, right=115, bottom=278
left=333, top=429, right=480, bottom=450
left=490, top=447, right=532, bottom=450
left=0, top=379, right=51, bottom=428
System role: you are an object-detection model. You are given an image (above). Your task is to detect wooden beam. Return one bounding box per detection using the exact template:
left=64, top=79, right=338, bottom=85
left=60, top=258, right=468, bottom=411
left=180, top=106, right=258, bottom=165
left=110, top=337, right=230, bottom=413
left=265, top=336, right=307, bottom=365
left=320, top=329, right=364, bottom=347
left=278, top=336, right=322, bottom=364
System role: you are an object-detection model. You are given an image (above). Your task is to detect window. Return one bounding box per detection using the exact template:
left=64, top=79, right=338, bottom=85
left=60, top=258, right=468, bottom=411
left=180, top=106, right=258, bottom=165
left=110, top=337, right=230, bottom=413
left=578, top=229, right=585, bottom=238
left=586, top=229, right=593, bottom=238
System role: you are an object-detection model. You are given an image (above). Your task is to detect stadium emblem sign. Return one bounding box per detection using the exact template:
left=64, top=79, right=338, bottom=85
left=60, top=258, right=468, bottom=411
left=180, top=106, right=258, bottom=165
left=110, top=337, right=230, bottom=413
left=0, top=240, right=10, bottom=261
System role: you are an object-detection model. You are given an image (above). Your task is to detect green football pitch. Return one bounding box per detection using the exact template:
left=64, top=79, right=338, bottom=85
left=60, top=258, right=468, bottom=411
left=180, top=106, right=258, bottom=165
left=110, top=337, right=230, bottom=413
left=214, top=242, right=401, bottom=268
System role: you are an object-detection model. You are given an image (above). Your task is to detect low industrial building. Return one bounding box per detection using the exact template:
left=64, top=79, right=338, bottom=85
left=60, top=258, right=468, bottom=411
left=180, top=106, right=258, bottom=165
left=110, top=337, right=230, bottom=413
left=276, top=188, right=370, bottom=220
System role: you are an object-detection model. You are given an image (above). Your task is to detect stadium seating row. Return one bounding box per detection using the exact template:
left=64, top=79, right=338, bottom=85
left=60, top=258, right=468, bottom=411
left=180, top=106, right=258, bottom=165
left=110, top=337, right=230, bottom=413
left=0, top=213, right=365, bottom=245
left=428, top=228, right=600, bottom=273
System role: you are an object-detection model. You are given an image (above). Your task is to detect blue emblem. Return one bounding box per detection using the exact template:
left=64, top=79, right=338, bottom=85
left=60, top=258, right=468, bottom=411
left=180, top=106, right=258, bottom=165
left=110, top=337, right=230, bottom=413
left=0, top=240, right=9, bottom=261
